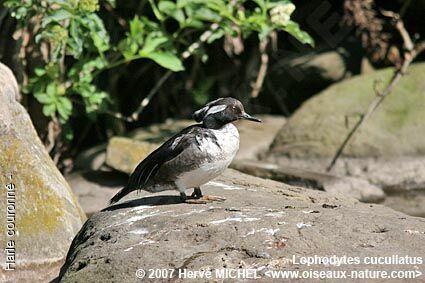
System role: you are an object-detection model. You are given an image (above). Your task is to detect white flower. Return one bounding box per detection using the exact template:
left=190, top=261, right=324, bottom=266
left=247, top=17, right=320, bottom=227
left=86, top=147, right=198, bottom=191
left=270, top=3, right=296, bottom=26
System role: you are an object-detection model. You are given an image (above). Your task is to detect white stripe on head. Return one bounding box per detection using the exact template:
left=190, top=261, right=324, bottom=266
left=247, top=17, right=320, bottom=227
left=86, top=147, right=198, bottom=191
left=206, top=105, right=227, bottom=117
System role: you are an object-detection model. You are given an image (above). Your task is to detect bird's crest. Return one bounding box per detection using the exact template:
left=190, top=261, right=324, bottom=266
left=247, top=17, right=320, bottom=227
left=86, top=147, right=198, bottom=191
left=192, top=98, right=237, bottom=122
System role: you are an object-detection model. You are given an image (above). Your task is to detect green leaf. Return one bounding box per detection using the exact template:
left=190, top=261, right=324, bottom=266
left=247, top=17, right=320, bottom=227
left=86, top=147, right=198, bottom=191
left=46, top=83, right=57, bottom=96
left=203, top=0, right=227, bottom=12
left=142, top=34, right=169, bottom=53
left=158, top=1, right=185, bottom=23
left=35, top=93, right=54, bottom=104
left=56, top=96, right=73, bottom=120
left=148, top=0, right=163, bottom=21
left=283, top=21, right=314, bottom=47
left=91, top=32, right=109, bottom=53
left=68, top=19, right=84, bottom=57
left=59, top=96, right=72, bottom=110
left=183, top=18, right=203, bottom=29
left=83, top=14, right=110, bottom=53
left=176, top=0, right=189, bottom=8
left=45, top=63, right=60, bottom=79
left=34, top=68, right=46, bottom=77
left=145, top=51, right=184, bottom=72
left=42, top=103, right=56, bottom=117
left=207, top=29, right=225, bottom=44
left=42, top=9, right=72, bottom=27
left=172, top=9, right=185, bottom=23
left=158, top=1, right=177, bottom=14
left=52, top=0, right=74, bottom=10
left=129, top=16, right=144, bottom=38
left=193, top=7, right=221, bottom=22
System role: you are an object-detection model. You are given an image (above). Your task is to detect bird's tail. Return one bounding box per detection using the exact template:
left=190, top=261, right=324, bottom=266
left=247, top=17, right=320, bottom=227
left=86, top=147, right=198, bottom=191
left=109, top=186, right=131, bottom=205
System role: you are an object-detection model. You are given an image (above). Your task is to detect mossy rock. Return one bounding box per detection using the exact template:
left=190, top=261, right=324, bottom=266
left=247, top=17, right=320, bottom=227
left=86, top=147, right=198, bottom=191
left=106, top=137, right=160, bottom=174
left=0, top=63, right=85, bottom=282
left=105, top=120, right=193, bottom=174
left=270, top=63, right=425, bottom=158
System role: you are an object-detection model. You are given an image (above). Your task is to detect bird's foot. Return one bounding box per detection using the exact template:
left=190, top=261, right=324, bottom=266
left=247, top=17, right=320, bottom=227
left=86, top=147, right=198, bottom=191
left=185, top=195, right=226, bottom=204
left=180, top=191, right=226, bottom=204
left=199, top=195, right=226, bottom=202
left=184, top=198, right=209, bottom=204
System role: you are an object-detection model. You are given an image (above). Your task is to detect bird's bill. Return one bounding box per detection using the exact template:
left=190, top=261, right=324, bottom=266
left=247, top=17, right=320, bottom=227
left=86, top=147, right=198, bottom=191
left=240, top=112, right=262, bottom=122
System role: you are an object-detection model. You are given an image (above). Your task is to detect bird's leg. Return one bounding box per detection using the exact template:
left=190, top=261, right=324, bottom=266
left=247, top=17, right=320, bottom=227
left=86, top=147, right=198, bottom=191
left=185, top=187, right=225, bottom=204
left=191, top=187, right=203, bottom=199
left=180, top=190, right=206, bottom=204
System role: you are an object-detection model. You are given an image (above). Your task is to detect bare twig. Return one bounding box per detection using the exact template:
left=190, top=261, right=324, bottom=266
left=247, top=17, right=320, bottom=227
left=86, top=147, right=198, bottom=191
left=45, top=116, right=59, bottom=153
left=326, top=12, right=425, bottom=172
left=373, top=79, right=383, bottom=96
left=130, top=70, right=172, bottom=121
left=381, top=9, right=414, bottom=51
left=251, top=38, right=269, bottom=98
left=398, top=0, right=412, bottom=18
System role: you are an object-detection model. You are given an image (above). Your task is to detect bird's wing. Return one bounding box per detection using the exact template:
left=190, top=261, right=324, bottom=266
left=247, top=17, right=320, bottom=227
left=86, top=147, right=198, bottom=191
left=126, top=125, right=201, bottom=190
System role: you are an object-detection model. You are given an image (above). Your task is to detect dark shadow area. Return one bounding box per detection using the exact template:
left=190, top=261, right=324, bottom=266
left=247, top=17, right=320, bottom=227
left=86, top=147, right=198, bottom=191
left=102, top=195, right=182, bottom=212
left=81, top=170, right=128, bottom=187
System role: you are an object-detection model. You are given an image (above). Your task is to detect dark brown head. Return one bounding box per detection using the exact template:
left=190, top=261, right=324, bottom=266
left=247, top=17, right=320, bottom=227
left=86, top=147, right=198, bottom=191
left=193, top=97, right=261, bottom=129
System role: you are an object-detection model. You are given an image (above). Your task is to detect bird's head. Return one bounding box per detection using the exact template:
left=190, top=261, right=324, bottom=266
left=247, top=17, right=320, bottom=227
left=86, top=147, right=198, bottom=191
left=193, top=97, right=261, bottom=129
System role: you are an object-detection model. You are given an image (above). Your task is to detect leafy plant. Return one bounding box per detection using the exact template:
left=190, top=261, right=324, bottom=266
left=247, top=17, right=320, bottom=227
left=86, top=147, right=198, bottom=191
left=4, top=0, right=313, bottom=159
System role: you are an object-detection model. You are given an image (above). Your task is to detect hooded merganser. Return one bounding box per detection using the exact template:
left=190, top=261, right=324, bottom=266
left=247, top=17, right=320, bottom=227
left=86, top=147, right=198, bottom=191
left=110, top=97, right=261, bottom=204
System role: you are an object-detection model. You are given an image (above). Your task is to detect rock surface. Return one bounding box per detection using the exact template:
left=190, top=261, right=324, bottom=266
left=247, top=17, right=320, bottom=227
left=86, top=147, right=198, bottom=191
left=383, top=191, right=425, bottom=218
left=267, top=63, right=425, bottom=216
left=0, top=63, right=85, bottom=282
left=74, top=143, right=107, bottom=171
left=106, top=137, right=159, bottom=174
left=270, top=63, right=425, bottom=158
left=66, top=170, right=127, bottom=217
left=106, top=116, right=285, bottom=174
left=266, top=156, right=425, bottom=191
left=58, top=169, right=425, bottom=282
left=231, top=160, right=385, bottom=203
left=235, top=115, right=286, bottom=160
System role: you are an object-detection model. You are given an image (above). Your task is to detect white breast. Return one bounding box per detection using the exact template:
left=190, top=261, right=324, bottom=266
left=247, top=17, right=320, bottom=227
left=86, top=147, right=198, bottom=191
left=208, top=123, right=240, bottom=157
left=175, top=123, right=239, bottom=191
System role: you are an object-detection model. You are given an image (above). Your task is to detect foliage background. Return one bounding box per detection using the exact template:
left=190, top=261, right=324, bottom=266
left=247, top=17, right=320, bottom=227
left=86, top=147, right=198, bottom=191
left=0, top=0, right=424, bottom=169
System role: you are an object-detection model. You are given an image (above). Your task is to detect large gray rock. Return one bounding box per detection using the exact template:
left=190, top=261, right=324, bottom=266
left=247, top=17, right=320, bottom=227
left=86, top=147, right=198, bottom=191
left=73, top=143, right=107, bottom=171
left=0, top=63, right=85, bottom=282
left=106, top=137, right=159, bottom=174
left=66, top=170, right=127, bottom=217
left=267, top=63, right=425, bottom=215
left=58, top=170, right=425, bottom=282
left=235, top=115, right=286, bottom=160
left=270, top=63, right=425, bottom=158
left=231, top=160, right=385, bottom=203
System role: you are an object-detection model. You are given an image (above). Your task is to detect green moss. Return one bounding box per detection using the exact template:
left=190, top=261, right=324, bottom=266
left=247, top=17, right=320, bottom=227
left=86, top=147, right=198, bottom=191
left=17, top=175, right=65, bottom=235
left=0, top=137, right=65, bottom=236
left=106, top=137, right=159, bottom=173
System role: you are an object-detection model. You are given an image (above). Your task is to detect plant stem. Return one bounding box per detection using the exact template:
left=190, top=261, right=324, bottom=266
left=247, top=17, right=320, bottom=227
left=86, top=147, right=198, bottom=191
left=326, top=12, right=425, bottom=172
